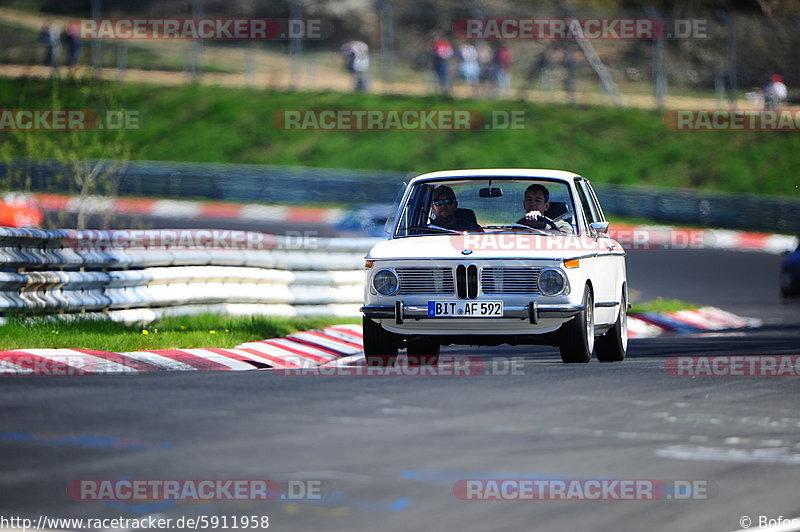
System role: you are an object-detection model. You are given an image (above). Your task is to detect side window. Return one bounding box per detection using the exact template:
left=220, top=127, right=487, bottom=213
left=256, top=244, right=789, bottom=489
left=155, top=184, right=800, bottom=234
left=574, top=180, right=597, bottom=231
left=584, top=181, right=606, bottom=222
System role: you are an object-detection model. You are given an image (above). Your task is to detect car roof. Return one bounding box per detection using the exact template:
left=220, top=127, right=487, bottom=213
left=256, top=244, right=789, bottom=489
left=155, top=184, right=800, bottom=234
left=407, top=169, right=582, bottom=186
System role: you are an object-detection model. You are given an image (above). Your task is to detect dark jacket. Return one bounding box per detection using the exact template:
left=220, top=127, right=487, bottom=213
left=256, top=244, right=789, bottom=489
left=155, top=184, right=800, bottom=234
left=432, top=208, right=483, bottom=232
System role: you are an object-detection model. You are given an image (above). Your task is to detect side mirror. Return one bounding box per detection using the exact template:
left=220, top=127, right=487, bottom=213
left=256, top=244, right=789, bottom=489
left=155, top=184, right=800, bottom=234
left=479, top=187, right=503, bottom=198
left=590, top=221, right=609, bottom=235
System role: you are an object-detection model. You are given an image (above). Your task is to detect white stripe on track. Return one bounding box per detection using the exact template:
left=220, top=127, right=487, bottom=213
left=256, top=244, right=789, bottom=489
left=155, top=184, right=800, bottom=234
left=287, top=332, right=362, bottom=355
left=20, top=349, right=137, bottom=374
left=181, top=349, right=258, bottom=370
left=121, top=351, right=199, bottom=371
left=320, top=327, right=364, bottom=346
left=235, top=342, right=322, bottom=367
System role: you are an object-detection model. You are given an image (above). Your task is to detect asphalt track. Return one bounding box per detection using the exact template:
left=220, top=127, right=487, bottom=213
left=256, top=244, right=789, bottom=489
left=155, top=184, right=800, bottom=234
left=3, top=219, right=799, bottom=532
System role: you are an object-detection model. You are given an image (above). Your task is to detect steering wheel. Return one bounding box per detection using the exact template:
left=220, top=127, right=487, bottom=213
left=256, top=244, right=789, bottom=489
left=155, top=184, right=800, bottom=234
left=525, top=215, right=559, bottom=230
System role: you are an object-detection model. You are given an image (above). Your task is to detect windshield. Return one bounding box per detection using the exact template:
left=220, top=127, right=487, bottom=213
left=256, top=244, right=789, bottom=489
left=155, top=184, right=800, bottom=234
left=394, top=178, right=577, bottom=237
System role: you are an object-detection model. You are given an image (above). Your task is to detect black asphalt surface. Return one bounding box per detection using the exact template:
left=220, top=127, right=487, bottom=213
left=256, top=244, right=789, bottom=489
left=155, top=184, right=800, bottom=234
left=4, top=218, right=799, bottom=532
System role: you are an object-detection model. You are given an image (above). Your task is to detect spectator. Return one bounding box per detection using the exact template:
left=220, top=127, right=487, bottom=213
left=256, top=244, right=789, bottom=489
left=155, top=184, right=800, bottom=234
left=39, top=23, right=59, bottom=75
left=431, top=34, right=453, bottom=96
left=341, top=40, right=370, bottom=92
left=493, top=42, right=512, bottom=97
left=62, top=21, right=82, bottom=70
left=476, top=41, right=494, bottom=95
left=457, top=41, right=480, bottom=98
left=563, top=48, right=578, bottom=104
left=764, top=74, right=788, bottom=109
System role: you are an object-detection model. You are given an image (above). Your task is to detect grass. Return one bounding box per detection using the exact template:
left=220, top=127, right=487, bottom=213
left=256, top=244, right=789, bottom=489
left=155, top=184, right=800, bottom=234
left=629, top=297, right=700, bottom=314
left=0, top=298, right=700, bottom=351
left=0, top=313, right=359, bottom=351
left=1, top=78, right=799, bottom=198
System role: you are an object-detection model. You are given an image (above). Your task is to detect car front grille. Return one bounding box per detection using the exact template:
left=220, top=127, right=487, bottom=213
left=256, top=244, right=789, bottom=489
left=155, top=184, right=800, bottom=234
left=394, top=266, right=543, bottom=296
left=481, top=267, right=542, bottom=295
left=396, top=268, right=455, bottom=295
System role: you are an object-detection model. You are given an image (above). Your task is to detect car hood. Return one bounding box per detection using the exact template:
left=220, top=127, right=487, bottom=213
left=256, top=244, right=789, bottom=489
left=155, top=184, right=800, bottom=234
left=367, top=234, right=623, bottom=260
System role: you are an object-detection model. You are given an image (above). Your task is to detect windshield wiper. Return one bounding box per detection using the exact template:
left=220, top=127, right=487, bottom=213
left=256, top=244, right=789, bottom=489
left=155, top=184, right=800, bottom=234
left=404, top=225, right=465, bottom=235
left=484, top=224, right=550, bottom=235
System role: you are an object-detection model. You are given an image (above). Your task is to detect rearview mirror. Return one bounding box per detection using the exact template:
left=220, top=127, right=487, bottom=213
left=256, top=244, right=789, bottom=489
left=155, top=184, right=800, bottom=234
left=479, top=187, right=503, bottom=198
left=590, top=222, right=609, bottom=235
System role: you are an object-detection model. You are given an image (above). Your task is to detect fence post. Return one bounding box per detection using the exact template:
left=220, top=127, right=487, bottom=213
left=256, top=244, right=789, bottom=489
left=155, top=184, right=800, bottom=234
left=377, top=0, right=395, bottom=85
left=90, top=0, right=102, bottom=79
left=289, top=0, right=303, bottom=89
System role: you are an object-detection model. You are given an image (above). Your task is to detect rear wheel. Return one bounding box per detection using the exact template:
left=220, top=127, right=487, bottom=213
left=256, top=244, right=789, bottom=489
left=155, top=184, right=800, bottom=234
left=595, top=290, right=627, bottom=362
left=406, top=336, right=440, bottom=366
left=362, top=316, right=399, bottom=367
left=780, top=271, right=795, bottom=298
left=559, top=288, right=594, bottom=364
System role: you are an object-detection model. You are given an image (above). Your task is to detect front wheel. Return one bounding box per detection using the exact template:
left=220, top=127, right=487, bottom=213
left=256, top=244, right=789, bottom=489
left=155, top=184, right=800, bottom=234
left=362, top=317, right=399, bottom=367
left=406, top=336, right=440, bottom=366
left=558, top=288, right=594, bottom=364
left=595, top=290, right=627, bottom=362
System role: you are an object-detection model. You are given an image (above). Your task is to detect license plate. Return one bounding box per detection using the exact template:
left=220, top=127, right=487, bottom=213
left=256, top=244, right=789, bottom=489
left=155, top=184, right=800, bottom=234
left=427, top=301, right=504, bottom=317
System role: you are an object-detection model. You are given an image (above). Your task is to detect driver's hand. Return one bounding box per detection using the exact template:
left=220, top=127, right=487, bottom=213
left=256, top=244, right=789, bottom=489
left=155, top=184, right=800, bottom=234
left=524, top=210, right=543, bottom=221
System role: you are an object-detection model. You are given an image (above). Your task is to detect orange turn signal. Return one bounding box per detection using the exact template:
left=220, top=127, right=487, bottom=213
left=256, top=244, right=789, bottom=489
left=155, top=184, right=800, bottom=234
left=564, top=259, right=580, bottom=268
left=365, top=260, right=375, bottom=269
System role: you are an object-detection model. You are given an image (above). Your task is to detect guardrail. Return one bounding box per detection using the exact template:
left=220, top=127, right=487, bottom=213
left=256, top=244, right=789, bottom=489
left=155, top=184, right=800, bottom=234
left=0, top=227, right=379, bottom=324
left=3, top=159, right=800, bottom=234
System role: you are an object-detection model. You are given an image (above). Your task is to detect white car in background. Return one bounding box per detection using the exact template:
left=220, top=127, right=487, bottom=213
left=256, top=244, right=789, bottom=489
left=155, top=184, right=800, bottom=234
left=360, top=169, right=628, bottom=365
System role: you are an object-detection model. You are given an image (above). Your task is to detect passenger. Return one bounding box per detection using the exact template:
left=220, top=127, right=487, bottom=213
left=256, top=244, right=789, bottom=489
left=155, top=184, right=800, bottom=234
left=429, top=185, right=483, bottom=232
left=516, top=184, right=572, bottom=232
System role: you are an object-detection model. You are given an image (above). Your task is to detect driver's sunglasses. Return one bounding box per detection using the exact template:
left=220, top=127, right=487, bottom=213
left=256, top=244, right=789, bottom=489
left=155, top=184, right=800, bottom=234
left=432, top=198, right=456, bottom=206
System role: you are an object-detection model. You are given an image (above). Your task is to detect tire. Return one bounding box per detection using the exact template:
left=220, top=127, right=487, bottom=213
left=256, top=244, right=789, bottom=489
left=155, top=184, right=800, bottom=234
left=406, top=336, right=440, bottom=366
left=595, top=290, right=627, bottom=362
left=780, top=271, right=795, bottom=298
left=558, top=287, right=594, bottom=364
left=362, top=316, right=399, bottom=367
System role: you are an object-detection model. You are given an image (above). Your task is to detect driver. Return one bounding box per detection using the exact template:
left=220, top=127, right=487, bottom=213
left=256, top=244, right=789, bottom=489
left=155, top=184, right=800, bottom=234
left=516, top=184, right=572, bottom=232
left=430, top=185, right=483, bottom=232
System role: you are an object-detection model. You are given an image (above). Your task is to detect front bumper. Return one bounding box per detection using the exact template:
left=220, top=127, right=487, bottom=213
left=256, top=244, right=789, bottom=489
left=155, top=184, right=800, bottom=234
left=360, top=301, right=584, bottom=325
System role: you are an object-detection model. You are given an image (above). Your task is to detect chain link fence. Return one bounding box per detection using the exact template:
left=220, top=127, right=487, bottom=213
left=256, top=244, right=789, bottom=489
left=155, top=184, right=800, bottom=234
left=1, top=0, right=798, bottom=109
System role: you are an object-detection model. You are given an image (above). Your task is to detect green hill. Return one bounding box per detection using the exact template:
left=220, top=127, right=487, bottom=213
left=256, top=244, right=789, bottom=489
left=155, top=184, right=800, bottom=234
left=2, top=77, right=798, bottom=198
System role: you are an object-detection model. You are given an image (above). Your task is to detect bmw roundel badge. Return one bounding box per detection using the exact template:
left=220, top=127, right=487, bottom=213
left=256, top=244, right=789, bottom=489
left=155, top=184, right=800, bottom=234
left=461, top=249, right=473, bottom=255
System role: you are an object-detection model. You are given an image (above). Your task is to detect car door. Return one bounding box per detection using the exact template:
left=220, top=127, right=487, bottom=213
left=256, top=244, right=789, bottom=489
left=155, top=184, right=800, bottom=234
left=574, top=178, right=624, bottom=326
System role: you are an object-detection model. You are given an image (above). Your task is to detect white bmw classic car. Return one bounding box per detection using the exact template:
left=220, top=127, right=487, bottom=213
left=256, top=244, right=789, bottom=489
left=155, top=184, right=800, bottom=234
left=360, top=169, right=628, bottom=365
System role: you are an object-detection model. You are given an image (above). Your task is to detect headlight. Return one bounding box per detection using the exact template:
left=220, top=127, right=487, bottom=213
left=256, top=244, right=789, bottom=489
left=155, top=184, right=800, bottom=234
left=372, top=269, right=399, bottom=296
left=538, top=268, right=567, bottom=296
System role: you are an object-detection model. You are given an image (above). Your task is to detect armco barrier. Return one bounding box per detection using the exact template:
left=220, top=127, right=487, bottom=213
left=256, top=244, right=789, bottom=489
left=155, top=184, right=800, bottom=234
left=0, top=227, right=378, bottom=323
left=3, top=159, right=800, bottom=233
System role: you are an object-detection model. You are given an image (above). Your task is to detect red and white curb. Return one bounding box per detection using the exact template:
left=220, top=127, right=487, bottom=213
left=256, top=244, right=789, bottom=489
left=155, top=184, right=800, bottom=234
left=0, top=324, right=363, bottom=375
left=627, top=306, right=762, bottom=338
left=21, top=192, right=345, bottom=224
left=0, top=307, right=761, bottom=374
